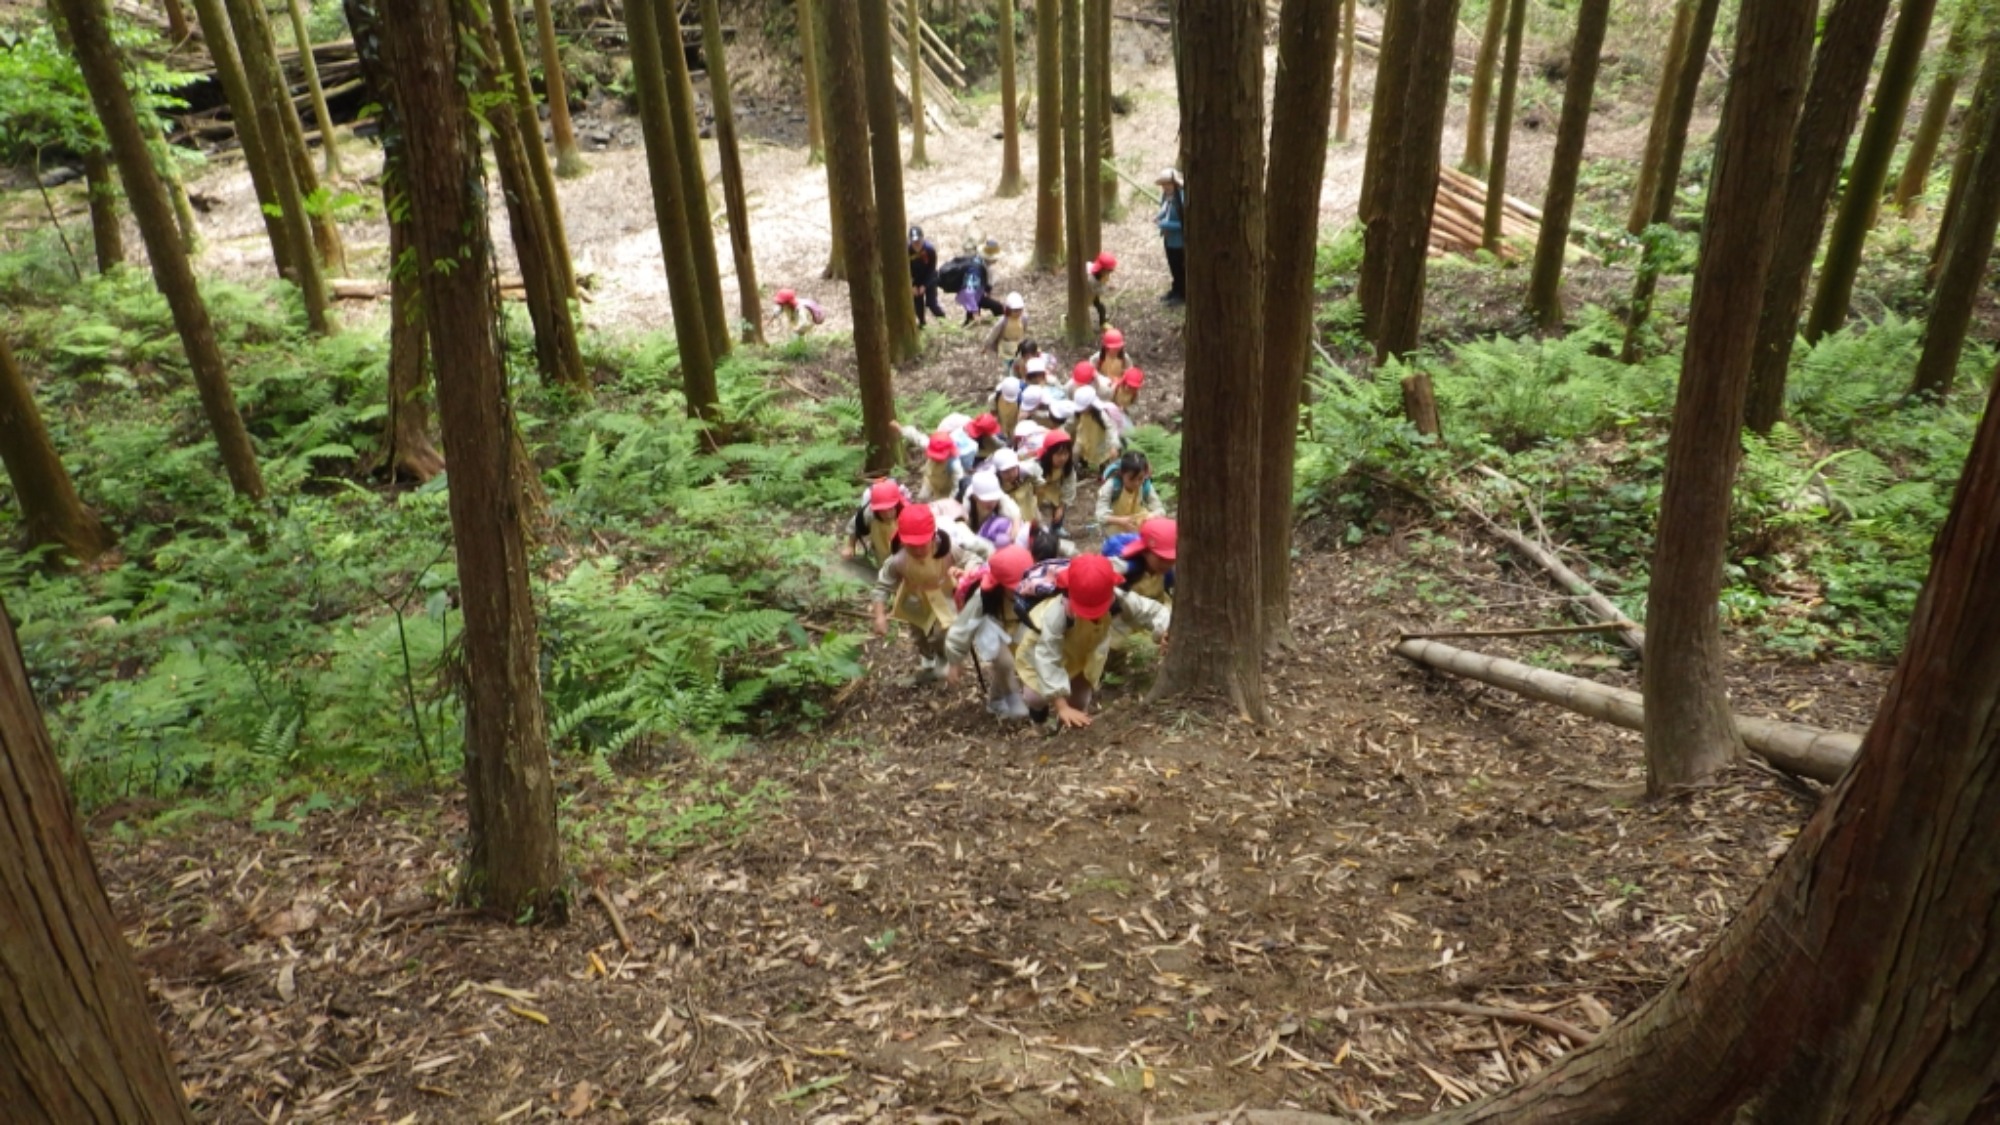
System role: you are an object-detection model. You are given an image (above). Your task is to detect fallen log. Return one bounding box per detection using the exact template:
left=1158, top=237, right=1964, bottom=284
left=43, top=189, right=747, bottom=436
left=1392, top=637, right=1861, bottom=784
left=1471, top=513, right=1646, bottom=656
left=1399, top=621, right=1636, bottom=643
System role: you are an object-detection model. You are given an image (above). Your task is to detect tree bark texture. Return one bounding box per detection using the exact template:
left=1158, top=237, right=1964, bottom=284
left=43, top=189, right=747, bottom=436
left=1912, top=43, right=2000, bottom=400
left=858, top=0, right=918, bottom=360
left=628, top=0, right=721, bottom=424
left=1932, top=36, right=2000, bottom=285
left=232, top=0, right=346, bottom=275
left=1423, top=351, right=2000, bottom=1125
left=1400, top=371, right=1441, bottom=436
left=1081, top=0, right=1104, bottom=255
left=799, top=0, right=826, bottom=163
left=380, top=0, right=563, bottom=920
left=490, top=0, right=577, bottom=305
left=1033, top=0, right=1063, bottom=271
left=1156, top=0, right=1266, bottom=721
left=1893, top=1, right=1978, bottom=215
left=1357, top=0, right=1415, bottom=339
left=1481, top=0, right=1527, bottom=253
left=699, top=0, right=763, bottom=345
left=908, top=0, right=927, bottom=165
left=1093, top=0, right=1115, bottom=211
left=1805, top=0, right=1940, bottom=341
left=58, top=0, right=265, bottom=500
left=1742, top=0, right=1894, bottom=434
left=1367, top=0, right=1461, bottom=364
left=81, top=149, right=123, bottom=273
left=997, top=0, right=1023, bottom=195
left=532, top=0, right=586, bottom=177
left=1641, top=0, right=1814, bottom=796
left=1526, top=0, right=1608, bottom=331
left=163, top=0, right=188, bottom=40
left=0, top=595, right=193, bottom=1124
left=1335, top=0, right=1354, bottom=142
left=1627, top=0, right=1697, bottom=234
left=1257, top=0, right=1338, bottom=650
left=284, top=0, right=342, bottom=176
left=1062, top=0, right=1090, bottom=346
left=186, top=0, right=292, bottom=279
left=657, top=9, right=732, bottom=356
left=819, top=0, right=900, bottom=474
left=1619, top=0, right=1721, bottom=356
left=1461, top=0, right=1508, bottom=177
left=221, top=0, right=330, bottom=329
left=0, top=332, right=115, bottom=561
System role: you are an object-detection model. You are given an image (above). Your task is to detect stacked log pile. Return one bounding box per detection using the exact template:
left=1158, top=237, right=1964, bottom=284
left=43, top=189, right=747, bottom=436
left=1429, top=165, right=1542, bottom=258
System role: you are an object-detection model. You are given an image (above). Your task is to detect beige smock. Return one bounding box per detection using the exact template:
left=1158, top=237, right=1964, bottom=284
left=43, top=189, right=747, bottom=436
left=1016, top=591, right=1171, bottom=698
left=1074, top=410, right=1113, bottom=468
left=875, top=545, right=958, bottom=635
left=986, top=313, right=1028, bottom=360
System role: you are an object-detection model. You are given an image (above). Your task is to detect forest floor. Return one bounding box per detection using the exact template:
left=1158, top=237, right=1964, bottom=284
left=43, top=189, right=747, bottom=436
left=82, top=11, right=1904, bottom=1124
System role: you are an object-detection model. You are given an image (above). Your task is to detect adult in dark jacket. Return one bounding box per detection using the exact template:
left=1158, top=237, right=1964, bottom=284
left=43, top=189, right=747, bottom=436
left=909, top=226, right=947, bottom=326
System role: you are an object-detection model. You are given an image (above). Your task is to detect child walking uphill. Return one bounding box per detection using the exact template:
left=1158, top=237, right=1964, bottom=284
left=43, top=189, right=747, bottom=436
left=1016, top=554, right=1171, bottom=729
left=1031, top=429, right=1079, bottom=531
left=984, top=293, right=1030, bottom=371
left=842, top=478, right=913, bottom=567
left=1094, top=452, right=1165, bottom=534
left=872, top=505, right=980, bottom=682
left=1092, top=328, right=1134, bottom=386
left=772, top=289, right=827, bottom=336
left=944, top=544, right=1036, bottom=719
left=898, top=425, right=966, bottom=501
left=1086, top=252, right=1117, bottom=330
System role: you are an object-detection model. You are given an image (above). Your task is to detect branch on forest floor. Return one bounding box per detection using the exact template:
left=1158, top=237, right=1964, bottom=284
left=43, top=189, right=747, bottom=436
left=1344, top=999, right=1598, bottom=1045
left=1455, top=473, right=1646, bottom=656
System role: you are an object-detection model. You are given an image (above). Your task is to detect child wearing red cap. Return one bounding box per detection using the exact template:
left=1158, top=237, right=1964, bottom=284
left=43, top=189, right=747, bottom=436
left=1086, top=252, right=1118, bottom=330
left=872, top=505, right=983, bottom=681
left=1032, top=430, right=1079, bottom=531
left=944, top=544, right=1036, bottom=718
left=1016, top=554, right=1171, bottom=728
left=895, top=424, right=967, bottom=501
left=1091, top=327, right=1134, bottom=385
left=1110, top=366, right=1145, bottom=411
left=1107, top=516, right=1176, bottom=650
left=771, top=288, right=827, bottom=336
left=842, top=478, right=912, bottom=566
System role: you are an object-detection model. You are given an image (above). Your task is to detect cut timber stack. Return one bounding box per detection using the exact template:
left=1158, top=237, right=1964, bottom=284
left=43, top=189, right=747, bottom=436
left=1430, top=165, right=1541, bottom=258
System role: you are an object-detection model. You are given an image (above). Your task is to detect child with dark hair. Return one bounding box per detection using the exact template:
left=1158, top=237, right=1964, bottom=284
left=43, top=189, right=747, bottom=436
left=944, top=544, right=1035, bottom=718
left=1095, top=451, right=1166, bottom=534
left=1033, top=430, right=1078, bottom=531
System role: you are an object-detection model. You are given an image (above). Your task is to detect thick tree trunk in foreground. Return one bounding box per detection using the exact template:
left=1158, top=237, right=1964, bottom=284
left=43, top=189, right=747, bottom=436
left=187, top=0, right=291, bottom=279
left=1742, top=0, right=1894, bottom=434
left=1805, top=0, right=1939, bottom=341
left=381, top=0, right=563, bottom=920
left=1461, top=0, right=1507, bottom=177
left=860, top=0, right=919, bottom=360
left=820, top=0, right=899, bottom=474
left=1627, top=0, right=1697, bottom=235
left=1061, top=0, right=1090, bottom=346
left=1367, top=0, right=1460, bottom=364
left=0, top=333, right=114, bottom=561
left=284, top=0, right=342, bottom=176
left=533, top=0, right=586, bottom=178
left=799, top=0, right=826, bottom=163
left=700, top=0, right=763, bottom=345
left=1893, top=1, right=1977, bottom=216
left=1641, top=0, right=1813, bottom=796
left=81, top=149, right=123, bottom=273
left=1911, top=44, right=2000, bottom=401
left=1033, top=0, right=1063, bottom=271
left=1335, top=0, right=1354, bottom=142
left=1257, top=0, right=1338, bottom=651
left=997, top=0, right=1023, bottom=195
left=1155, top=0, right=1265, bottom=721
left=1481, top=0, right=1526, bottom=253
left=59, top=0, right=265, bottom=500
left=221, top=0, right=329, bottom=330
left=1, top=596, right=193, bottom=1124
left=658, top=11, right=732, bottom=355
left=628, top=0, right=721, bottom=425
left=1526, top=0, right=1608, bottom=332
left=1423, top=346, right=2000, bottom=1125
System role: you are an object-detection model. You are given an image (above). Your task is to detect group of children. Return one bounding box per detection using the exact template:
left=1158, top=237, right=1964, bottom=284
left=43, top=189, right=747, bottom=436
left=838, top=271, right=1177, bottom=730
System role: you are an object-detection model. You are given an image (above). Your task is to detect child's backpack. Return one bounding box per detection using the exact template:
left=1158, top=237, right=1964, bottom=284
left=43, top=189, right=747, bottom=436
left=1012, top=558, right=1072, bottom=625
left=937, top=255, right=977, bottom=293
left=953, top=565, right=987, bottom=611
left=1100, top=532, right=1141, bottom=560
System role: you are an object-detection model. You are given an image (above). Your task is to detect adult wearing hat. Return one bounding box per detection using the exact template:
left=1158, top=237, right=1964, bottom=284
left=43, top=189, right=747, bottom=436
left=1154, top=169, right=1185, bottom=305
left=1016, top=555, right=1172, bottom=728
left=908, top=226, right=946, bottom=326
left=871, top=504, right=982, bottom=682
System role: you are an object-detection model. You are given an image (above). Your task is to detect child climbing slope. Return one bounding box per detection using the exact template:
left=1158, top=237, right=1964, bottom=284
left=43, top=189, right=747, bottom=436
left=1016, top=555, right=1171, bottom=729
left=872, top=505, right=982, bottom=682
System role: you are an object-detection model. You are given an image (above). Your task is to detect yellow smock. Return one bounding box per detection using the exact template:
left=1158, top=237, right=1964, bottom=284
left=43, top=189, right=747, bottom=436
left=1075, top=411, right=1112, bottom=467
left=890, top=548, right=956, bottom=634
left=868, top=514, right=898, bottom=565
left=1015, top=597, right=1114, bottom=696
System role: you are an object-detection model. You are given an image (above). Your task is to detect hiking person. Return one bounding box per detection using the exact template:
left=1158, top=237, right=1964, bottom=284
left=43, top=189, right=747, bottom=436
left=842, top=478, right=913, bottom=566
left=897, top=425, right=965, bottom=501
left=952, top=238, right=1007, bottom=325
left=1086, top=251, right=1117, bottom=329
left=1105, top=516, right=1176, bottom=650
left=908, top=226, right=946, bottom=326
left=1033, top=429, right=1078, bottom=531
left=1094, top=451, right=1165, bottom=534
left=871, top=505, right=981, bottom=682
left=1110, top=366, right=1145, bottom=411
left=772, top=288, right=827, bottom=336
left=987, top=446, right=1042, bottom=524
left=1070, top=385, right=1124, bottom=473
left=965, top=469, right=1027, bottom=548
left=1071, top=358, right=1109, bottom=400
left=1092, top=328, right=1133, bottom=386
left=944, top=544, right=1036, bottom=719
left=984, top=292, right=1029, bottom=369
left=1155, top=169, right=1185, bottom=305
left=1015, top=554, right=1172, bottom=729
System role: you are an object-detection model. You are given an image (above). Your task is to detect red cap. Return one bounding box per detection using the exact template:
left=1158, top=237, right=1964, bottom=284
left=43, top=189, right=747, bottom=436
left=1138, top=517, right=1177, bottom=560
left=1062, top=555, right=1117, bottom=619
left=1120, top=367, right=1145, bottom=389
left=983, top=545, right=1034, bottom=591
left=867, top=478, right=904, bottom=512
left=1071, top=361, right=1097, bottom=386
left=925, top=432, right=956, bottom=461
left=1093, top=251, right=1118, bottom=273
left=967, top=413, right=1000, bottom=439
left=1101, top=327, right=1124, bottom=349
left=1038, top=430, right=1071, bottom=455
left=896, top=504, right=936, bottom=547
left=775, top=288, right=797, bottom=306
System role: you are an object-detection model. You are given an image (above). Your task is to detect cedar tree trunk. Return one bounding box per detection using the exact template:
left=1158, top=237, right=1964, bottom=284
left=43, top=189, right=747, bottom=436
left=1257, top=0, right=1338, bottom=650
left=232, top=0, right=346, bottom=275
left=533, top=0, right=587, bottom=177
left=1368, top=0, right=1461, bottom=364
left=492, top=0, right=578, bottom=302
left=221, top=0, right=330, bottom=328
left=1628, top=0, right=1697, bottom=234
left=0, top=595, right=192, bottom=1123
left=1932, top=38, right=2000, bottom=286
left=998, top=0, right=1024, bottom=195
left=659, top=10, right=732, bottom=355
left=187, top=0, right=292, bottom=279
left=1335, top=0, right=1354, bottom=142
left=1742, top=0, right=1894, bottom=434
left=0, top=332, right=114, bottom=561
left=908, top=0, right=927, bottom=166
left=1155, top=0, right=1266, bottom=721
left=57, top=0, right=265, bottom=500
left=1034, top=0, right=1063, bottom=270
left=1356, top=0, right=1414, bottom=337
left=380, top=0, right=563, bottom=920
left=1619, top=0, right=1721, bottom=356
left=1462, top=0, right=1507, bottom=177
left=1911, top=44, right=2000, bottom=400
left=701, top=0, right=765, bottom=345
left=860, top=0, right=920, bottom=359
left=1481, top=0, right=1526, bottom=253
left=1641, top=0, right=1814, bottom=795
left=799, top=0, right=827, bottom=164
left=284, top=0, right=342, bottom=177
left=1062, top=0, right=1090, bottom=345
left=82, top=149, right=123, bottom=273
left=1893, top=1, right=1977, bottom=215
left=1526, top=0, right=1609, bottom=331
left=1080, top=0, right=1103, bottom=255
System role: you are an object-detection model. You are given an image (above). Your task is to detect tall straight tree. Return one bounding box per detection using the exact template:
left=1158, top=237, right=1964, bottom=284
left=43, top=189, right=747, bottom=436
left=907, top=0, right=927, bottom=165
left=1362, top=0, right=1461, bottom=363
left=1641, top=0, right=1814, bottom=795
left=1526, top=0, right=1609, bottom=331
left=1, top=596, right=194, bottom=1125
left=1628, top=0, right=1697, bottom=234
left=819, top=0, right=900, bottom=473
left=1806, top=0, right=1941, bottom=340
left=0, top=331, right=114, bottom=561
left=996, top=0, right=1023, bottom=195
left=1931, top=34, right=2000, bottom=285
left=860, top=0, right=920, bottom=359
left=628, top=0, right=721, bottom=425
left=1257, top=0, right=1338, bottom=649
left=56, top=0, right=264, bottom=500
left=229, top=0, right=346, bottom=274
left=1156, top=0, right=1266, bottom=719
left=187, top=0, right=292, bottom=279
left=1357, top=0, right=1414, bottom=338
left=380, top=0, right=563, bottom=919
left=1742, top=0, right=1894, bottom=433
left=1092, top=0, right=1115, bottom=215
left=221, top=0, right=332, bottom=326
left=1033, top=0, right=1063, bottom=271
left=1893, top=0, right=1979, bottom=215
left=1335, top=0, right=1355, bottom=141
left=1626, top=0, right=1714, bottom=235
left=660, top=12, right=733, bottom=354
left=1461, top=0, right=1508, bottom=176
left=1061, top=0, right=1091, bottom=345
left=493, top=0, right=579, bottom=301
left=799, top=0, right=826, bottom=163
left=1911, top=44, right=2000, bottom=400
left=1080, top=0, right=1104, bottom=253
left=700, top=0, right=764, bottom=345
left=532, top=0, right=587, bottom=177
left=81, top=150, right=122, bottom=272
left=1481, top=0, right=1527, bottom=252
left=283, top=0, right=342, bottom=176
